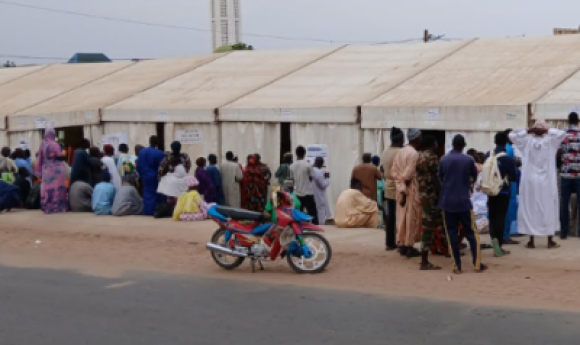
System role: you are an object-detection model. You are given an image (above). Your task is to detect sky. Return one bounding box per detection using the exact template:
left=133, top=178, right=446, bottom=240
left=1, top=0, right=580, bottom=65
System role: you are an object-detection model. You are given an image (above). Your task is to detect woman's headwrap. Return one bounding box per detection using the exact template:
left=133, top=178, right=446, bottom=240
left=103, top=144, right=114, bottom=156
left=44, top=127, right=56, bottom=140
left=187, top=175, right=199, bottom=187
left=371, top=155, right=380, bottom=167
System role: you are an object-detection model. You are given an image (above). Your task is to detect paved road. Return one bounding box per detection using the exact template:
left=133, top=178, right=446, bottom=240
left=0, top=265, right=578, bottom=345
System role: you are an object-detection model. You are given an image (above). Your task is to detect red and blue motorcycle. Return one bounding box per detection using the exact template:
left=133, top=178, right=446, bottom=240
left=205, top=191, right=332, bottom=274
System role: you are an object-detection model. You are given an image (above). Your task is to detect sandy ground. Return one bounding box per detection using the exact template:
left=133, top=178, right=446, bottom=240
left=2, top=210, right=580, bottom=311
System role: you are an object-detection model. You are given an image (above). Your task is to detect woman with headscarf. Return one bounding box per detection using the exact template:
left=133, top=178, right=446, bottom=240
left=0, top=180, right=21, bottom=211
left=275, top=153, right=293, bottom=186
left=173, top=176, right=210, bottom=221
left=158, top=141, right=192, bottom=179
left=156, top=159, right=189, bottom=218
left=112, top=174, right=143, bottom=216
left=195, top=157, right=217, bottom=203
left=35, top=128, right=68, bottom=214
left=241, top=154, right=267, bottom=212
left=102, top=144, right=122, bottom=190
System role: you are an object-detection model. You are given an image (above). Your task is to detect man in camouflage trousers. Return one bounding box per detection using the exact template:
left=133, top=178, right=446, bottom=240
left=415, top=136, right=443, bottom=270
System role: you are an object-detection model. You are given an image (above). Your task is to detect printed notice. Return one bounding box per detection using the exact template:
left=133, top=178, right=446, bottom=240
left=84, top=111, right=93, bottom=120
left=305, top=144, right=328, bottom=166
left=281, top=109, right=292, bottom=118
left=427, top=109, right=439, bottom=120
left=175, top=128, right=203, bottom=145
left=158, top=112, right=168, bottom=120
left=34, top=117, right=47, bottom=129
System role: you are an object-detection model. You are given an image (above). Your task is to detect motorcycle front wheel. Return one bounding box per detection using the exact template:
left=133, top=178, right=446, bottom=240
left=210, top=228, right=246, bottom=270
left=287, top=232, right=332, bottom=274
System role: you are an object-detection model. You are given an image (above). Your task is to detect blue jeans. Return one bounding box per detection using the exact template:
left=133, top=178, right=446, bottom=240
left=560, top=178, right=580, bottom=238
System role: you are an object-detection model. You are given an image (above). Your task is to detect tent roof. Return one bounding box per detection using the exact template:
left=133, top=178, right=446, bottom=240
left=102, top=47, right=339, bottom=123
left=0, top=62, right=132, bottom=131
left=220, top=41, right=470, bottom=123
left=533, top=68, right=580, bottom=120
left=10, top=55, right=221, bottom=131
left=0, top=65, right=45, bottom=86
left=362, top=35, right=580, bottom=130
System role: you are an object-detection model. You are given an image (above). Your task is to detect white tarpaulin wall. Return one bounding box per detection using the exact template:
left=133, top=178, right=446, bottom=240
left=291, top=123, right=360, bottom=215
left=102, top=122, right=156, bottom=151
left=83, top=125, right=103, bottom=148
left=0, top=131, right=7, bottom=148
left=221, top=122, right=280, bottom=175
left=8, top=130, right=43, bottom=156
left=444, top=131, right=495, bottom=153
left=164, top=122, right=220, bottom=162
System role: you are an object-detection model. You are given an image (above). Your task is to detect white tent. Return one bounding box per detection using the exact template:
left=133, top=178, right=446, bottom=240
left=533, top=67, right=580, bottom=128
left=0, top=65, right=46, bottom=147
left=221, top=41, right=469, bottom=211
left=0, top=62, right=132, bottom=153
left=9, top=55, right=220, bottom=148
left=103, top=47, right=339, bottom=166
left=0, top=65, right=45, bottom=86
left=363, top=35, right=580, bottom=152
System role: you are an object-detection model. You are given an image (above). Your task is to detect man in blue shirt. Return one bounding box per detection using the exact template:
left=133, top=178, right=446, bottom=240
left=439, top=135, right=487, bottom=274
left=487, top=132, right=518, bottom=257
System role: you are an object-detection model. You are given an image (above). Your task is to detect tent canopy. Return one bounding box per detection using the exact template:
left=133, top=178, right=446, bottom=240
left=220, top=41, right=469, bottom=123
left=102, top=47, right=339, bottom=124
left=9, top=55, right=220, bottom=132
left=362, top=35, right=580, bottom=131
left=0, top=65, right=45, bottom=87
left=533, top=67, right=580, bottom=121
left=0, top=62, right=132, bottom=131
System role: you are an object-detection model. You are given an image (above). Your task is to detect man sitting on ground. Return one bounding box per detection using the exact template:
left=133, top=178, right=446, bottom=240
left=69, top=180, right=93, bottom=212
left=334, top=178, right=380, bottom=229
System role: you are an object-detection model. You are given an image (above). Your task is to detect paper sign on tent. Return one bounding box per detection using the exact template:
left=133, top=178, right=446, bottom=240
left=305, top=144, right=328, bottom=166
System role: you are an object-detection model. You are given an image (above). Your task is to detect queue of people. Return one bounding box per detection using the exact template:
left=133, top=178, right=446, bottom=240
left=0, top=115, right=577, bottom=275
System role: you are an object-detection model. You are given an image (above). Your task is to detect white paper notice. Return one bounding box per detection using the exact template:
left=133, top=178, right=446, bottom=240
left=84, top=111, right=93, bottom=120
left=175, top=128, right=203, bottom=145
left=281, top=109, right=292, bottom=119
left=571, top=105, right=580, bottom=113
left=506, top=113, right=517, bottom=120
left=158, top=112, right=168, bottom=120
left=101, top=133, right=128, bottom=149
left=427, top=109, right=439, bottom=120
left=305, top=144, right=328, bottom=166
left=34, top=117, right=47, bottom=129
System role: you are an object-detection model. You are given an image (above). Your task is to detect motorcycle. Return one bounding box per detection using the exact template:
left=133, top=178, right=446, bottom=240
left=205, top=191, right=332, bottom=274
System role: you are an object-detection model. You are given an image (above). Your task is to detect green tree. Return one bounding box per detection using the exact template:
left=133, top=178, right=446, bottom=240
left=214, top=43, right=254, bottom=53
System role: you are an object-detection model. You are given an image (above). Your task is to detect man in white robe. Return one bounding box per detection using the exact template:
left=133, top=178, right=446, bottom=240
left=509, top=120, right=566, bottom=249
left=312, top=157, right=331, bottom=225
left=220, top=151, right=243, bottom=208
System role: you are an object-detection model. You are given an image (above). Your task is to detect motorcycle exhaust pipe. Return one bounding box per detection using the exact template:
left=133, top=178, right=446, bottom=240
left=206, top=243, right=248, bottom=258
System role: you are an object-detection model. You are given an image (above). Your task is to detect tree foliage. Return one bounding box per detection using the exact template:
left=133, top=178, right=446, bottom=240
left=214, top=43, right=254, bottom=53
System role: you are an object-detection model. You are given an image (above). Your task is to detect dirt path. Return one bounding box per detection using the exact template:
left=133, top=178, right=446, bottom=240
left=2, top=211, right=580, bottom=311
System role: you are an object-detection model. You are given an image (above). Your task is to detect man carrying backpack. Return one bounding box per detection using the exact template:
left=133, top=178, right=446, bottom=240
left=484, top=132, right=518, bottom=257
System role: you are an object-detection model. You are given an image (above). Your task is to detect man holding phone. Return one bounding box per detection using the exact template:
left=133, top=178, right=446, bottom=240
left=312, top=156, right=331, bottom=225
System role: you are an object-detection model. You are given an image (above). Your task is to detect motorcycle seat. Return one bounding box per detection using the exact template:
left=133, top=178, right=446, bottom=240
left=214, top=206, right=264, bottom=221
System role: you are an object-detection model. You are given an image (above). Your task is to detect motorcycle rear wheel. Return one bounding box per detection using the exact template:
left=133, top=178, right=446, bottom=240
left=287, top=232, right=332, bottom=274
left=210, top=228, right=246, bottom=270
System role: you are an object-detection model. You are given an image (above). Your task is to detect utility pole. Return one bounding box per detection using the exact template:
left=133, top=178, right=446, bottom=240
left=424, top=29, right=429, bottom=43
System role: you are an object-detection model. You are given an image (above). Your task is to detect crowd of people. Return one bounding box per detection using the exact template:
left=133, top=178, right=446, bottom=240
left=333, top=114, right=575, bottom=273
left=0, top=113, right=578, bottom=274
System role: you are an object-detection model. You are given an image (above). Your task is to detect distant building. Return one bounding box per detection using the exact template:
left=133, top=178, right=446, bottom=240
left=68, top=53, right=111, bottom=63
left=554, top=27, right=580, bottom=35
left=210, top=0, right=241, bottom=50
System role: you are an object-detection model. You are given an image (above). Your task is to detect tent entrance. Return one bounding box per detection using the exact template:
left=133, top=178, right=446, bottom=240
left=156, top=123, right=165, bottom=151
left=280, top=122, right=291, bottom=163
left=421, top=130, right=446, bottom=158
left=55, top=126, right=84, bottom=164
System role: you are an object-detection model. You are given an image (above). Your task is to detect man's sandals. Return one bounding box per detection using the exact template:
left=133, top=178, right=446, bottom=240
left=420, top=263, right=441, bottom=271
